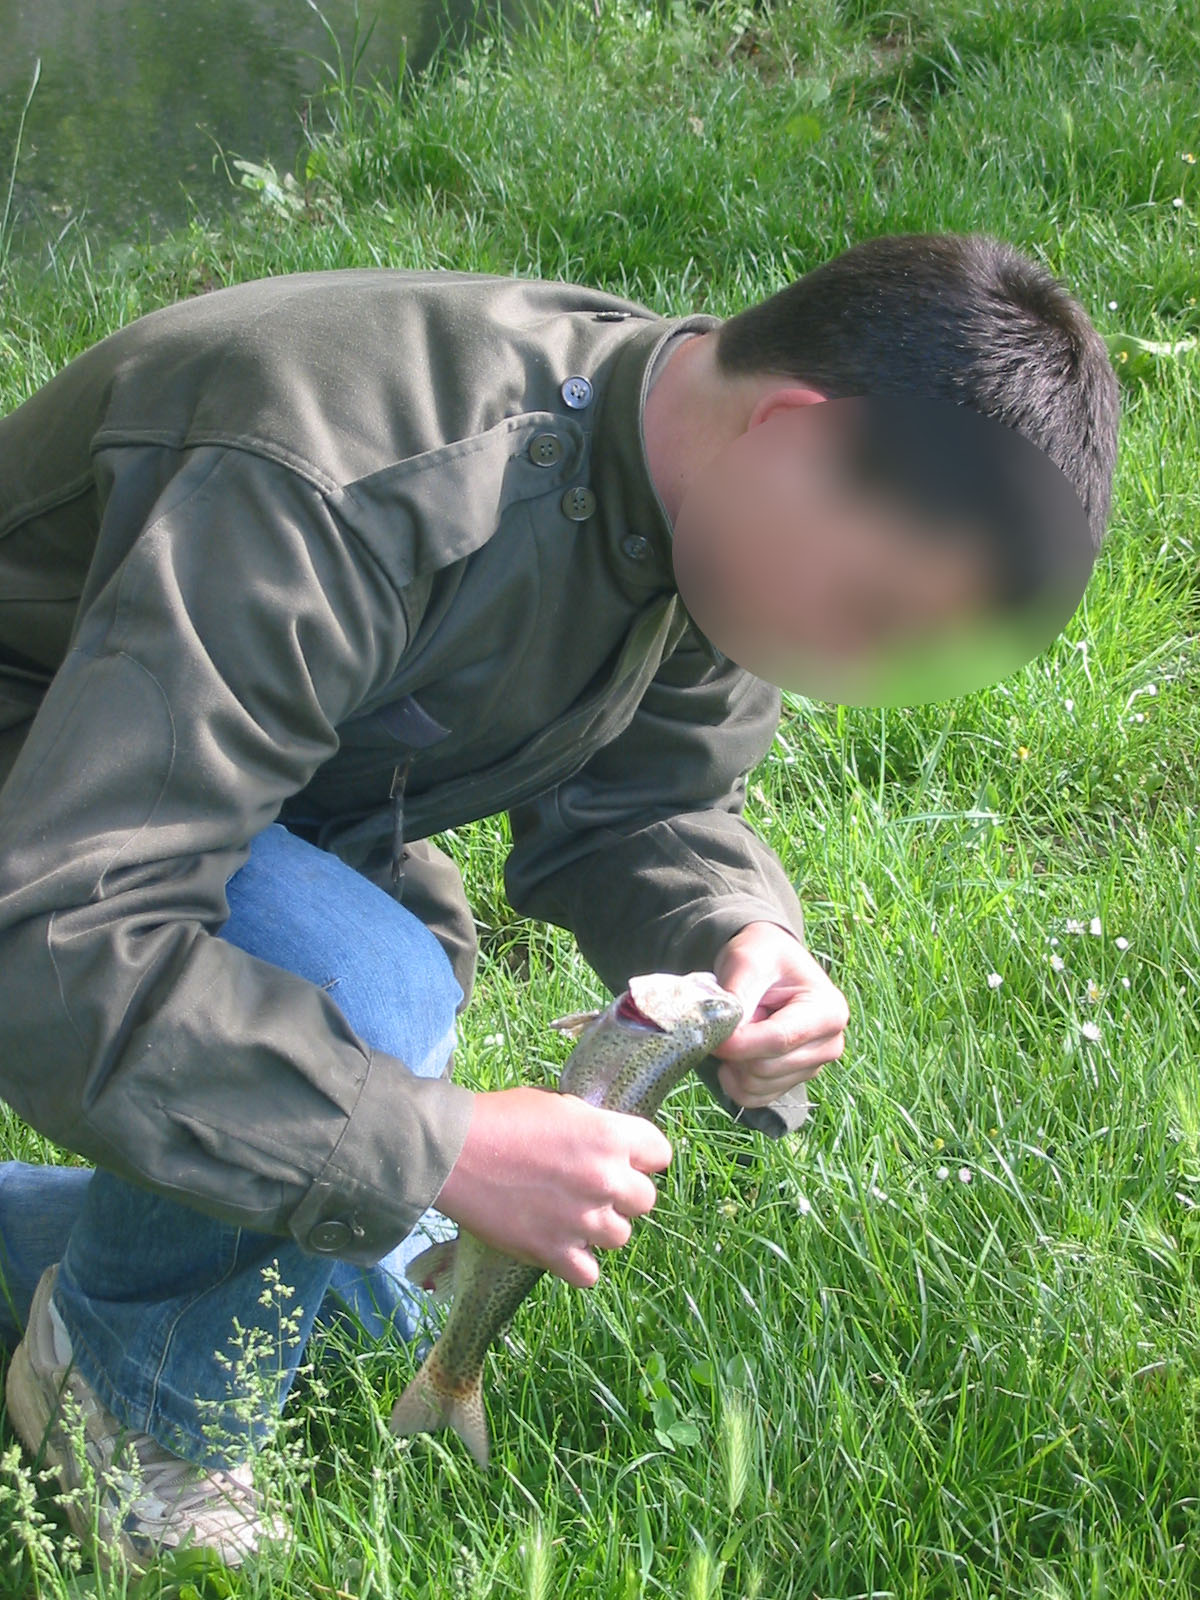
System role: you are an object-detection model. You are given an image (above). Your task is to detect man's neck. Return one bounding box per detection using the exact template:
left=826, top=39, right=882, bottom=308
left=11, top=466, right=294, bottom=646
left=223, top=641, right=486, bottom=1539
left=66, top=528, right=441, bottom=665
left=643, top=331, right=762, bottom=527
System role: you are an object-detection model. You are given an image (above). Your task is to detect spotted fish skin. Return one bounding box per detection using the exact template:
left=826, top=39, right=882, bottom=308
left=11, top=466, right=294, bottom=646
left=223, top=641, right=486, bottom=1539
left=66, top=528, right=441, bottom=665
left=389, top=972, right=743, bottom=1466
left=388, top=1234, right=538, bottom=1468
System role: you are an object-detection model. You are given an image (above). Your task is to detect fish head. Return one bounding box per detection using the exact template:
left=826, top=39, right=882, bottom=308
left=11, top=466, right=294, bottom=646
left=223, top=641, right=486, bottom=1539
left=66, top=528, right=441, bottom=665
left=618, top=971, right=743, bottom=1047
left=558, top=971, right=743, bottom=1113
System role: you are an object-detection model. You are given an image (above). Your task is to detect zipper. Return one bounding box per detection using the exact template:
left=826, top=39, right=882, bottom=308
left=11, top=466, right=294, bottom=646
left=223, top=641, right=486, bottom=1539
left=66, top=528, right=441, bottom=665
left=388, top=754, right=414, bottom=889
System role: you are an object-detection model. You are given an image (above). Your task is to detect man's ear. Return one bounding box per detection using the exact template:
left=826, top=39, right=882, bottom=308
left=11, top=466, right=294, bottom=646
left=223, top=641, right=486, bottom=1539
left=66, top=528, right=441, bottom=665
left=745, top=385, right=828, bottom=431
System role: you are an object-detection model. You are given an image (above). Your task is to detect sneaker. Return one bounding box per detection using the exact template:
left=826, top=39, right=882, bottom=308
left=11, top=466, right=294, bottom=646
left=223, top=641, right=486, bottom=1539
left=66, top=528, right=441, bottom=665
left=5, top=1265, right=286, bottom=1570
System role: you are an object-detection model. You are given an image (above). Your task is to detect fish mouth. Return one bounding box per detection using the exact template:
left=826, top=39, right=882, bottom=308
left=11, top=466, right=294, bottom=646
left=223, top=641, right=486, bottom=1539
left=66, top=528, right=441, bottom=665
left=615, top=991, right=666, bottom=1032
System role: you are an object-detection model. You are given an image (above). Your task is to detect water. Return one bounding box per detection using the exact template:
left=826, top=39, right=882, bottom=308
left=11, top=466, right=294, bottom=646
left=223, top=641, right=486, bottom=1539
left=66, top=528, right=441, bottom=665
left=0, top=0, right=513, bottom=254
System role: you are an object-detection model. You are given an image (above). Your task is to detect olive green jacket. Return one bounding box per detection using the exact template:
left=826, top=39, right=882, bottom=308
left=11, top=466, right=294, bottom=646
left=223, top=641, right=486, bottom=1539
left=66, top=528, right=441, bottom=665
left=0, top=269, right=807, bottom=1264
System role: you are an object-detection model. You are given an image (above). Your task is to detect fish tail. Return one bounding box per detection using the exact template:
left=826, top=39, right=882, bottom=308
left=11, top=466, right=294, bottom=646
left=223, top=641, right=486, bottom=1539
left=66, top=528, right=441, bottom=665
left=390, top=1362, right=490, bottom=1469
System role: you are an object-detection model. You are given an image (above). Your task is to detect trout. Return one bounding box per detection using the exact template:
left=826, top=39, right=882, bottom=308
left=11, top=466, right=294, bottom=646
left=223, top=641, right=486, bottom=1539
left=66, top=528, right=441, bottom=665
left=388, top=971, right=743, bottom=1467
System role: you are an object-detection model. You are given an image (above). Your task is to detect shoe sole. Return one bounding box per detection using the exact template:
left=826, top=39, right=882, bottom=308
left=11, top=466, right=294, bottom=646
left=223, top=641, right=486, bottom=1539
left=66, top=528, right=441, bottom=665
left=5, top=1338, right=58, bottom=1464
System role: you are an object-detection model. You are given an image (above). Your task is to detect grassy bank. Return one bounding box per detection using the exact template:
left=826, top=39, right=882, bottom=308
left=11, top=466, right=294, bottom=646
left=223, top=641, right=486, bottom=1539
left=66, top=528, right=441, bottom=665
left=3, top=0, right=1200, bottom=1595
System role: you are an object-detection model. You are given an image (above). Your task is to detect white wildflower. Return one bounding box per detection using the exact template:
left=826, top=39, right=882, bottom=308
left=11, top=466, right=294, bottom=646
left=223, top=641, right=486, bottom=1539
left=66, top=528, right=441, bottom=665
left=1081, top=1021, right=1102, bottom=1042
left=1115, top=936, right=1129, bottom=951
left=1066, top=918, right=1086, bottom=935
left=1089, top=917, right=1103, bottom=936
left=958, top=1167, right=972, bottom=1184
left=986, top=972, right=1003, bottom=990
left=1050, top=953, right=1065, bottom=971
left=936, top=1165, right=950, bottom=1181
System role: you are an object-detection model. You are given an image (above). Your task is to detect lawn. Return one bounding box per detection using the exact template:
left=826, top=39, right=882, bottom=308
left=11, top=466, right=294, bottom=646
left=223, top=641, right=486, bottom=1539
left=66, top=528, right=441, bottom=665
left=2, top=0, right=1199, bottom=1595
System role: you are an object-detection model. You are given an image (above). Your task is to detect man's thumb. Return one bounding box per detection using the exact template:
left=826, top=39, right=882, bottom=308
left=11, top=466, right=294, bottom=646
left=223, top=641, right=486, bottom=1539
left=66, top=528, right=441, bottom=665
left=716, top=935, right=773, bottom=1022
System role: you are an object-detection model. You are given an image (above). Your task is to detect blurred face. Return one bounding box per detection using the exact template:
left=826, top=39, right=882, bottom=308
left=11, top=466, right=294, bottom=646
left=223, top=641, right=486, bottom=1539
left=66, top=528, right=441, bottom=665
left=670, top=397, right=1055, bottom=705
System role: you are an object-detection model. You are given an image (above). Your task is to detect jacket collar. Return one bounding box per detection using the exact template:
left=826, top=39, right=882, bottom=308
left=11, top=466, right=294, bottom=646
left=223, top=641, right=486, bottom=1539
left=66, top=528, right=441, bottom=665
left=589, top=312, right=722, bottom=599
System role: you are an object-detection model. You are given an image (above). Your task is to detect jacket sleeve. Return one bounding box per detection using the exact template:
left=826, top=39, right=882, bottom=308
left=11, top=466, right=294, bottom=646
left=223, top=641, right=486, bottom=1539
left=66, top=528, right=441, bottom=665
left=505, top=630, right=811, bottom=1137
left=0, top=447, right=474, bottom=1264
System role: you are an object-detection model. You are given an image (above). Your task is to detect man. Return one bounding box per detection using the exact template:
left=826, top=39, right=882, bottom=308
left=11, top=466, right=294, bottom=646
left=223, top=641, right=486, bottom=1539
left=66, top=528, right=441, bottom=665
left=0, top=232, right=1117, bottom=1565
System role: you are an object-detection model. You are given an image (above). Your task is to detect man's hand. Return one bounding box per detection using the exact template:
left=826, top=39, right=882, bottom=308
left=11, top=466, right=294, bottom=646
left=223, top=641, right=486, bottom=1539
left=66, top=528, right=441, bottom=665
left=712, top=921, right=848, bottom=1107
left=435, top=1086, right=672, bottom=1289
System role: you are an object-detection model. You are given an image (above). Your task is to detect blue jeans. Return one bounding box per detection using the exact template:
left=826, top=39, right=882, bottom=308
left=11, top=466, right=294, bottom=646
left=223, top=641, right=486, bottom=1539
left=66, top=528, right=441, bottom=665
left=0, top=824, right=462, bottom=1468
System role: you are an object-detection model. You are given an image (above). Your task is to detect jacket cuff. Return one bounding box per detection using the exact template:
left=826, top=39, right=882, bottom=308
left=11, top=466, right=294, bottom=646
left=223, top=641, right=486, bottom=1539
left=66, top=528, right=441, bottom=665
left=287, top=1057, right=475, bottom=1265
left=693, top=1057, right=810, bottom=1138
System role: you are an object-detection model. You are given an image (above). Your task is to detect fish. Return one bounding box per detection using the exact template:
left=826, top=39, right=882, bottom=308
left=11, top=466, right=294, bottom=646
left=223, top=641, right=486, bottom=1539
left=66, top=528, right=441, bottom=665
left=388, top=971, right=744, bottom=1467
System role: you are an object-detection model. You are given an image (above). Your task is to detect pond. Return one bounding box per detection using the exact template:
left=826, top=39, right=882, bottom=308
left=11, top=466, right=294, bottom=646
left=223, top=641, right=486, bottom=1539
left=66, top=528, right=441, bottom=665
left=0, top=0, right=523, bottom=255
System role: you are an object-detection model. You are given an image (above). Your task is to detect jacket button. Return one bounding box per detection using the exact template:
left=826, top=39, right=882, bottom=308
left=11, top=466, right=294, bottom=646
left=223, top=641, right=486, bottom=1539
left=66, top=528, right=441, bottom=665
left=529, top=432, right=564, bottom=467
left=562, top=486, right=597, bottom=521
left=594, top=310, right=629, bottom=321
left=622, top=534, right=650, bottom=561
left=560, top=375, right=594, bottom=410
left=307, top=1219, right=353, bottom=1253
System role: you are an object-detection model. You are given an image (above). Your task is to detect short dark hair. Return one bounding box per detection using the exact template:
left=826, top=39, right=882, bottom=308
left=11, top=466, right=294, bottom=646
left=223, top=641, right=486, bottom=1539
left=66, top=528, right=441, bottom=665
left=717, top=233, right=1119, bottom=548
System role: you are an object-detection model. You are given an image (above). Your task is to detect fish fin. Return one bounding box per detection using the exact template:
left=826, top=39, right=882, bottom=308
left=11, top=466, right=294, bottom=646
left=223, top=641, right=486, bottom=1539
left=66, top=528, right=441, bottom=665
left=390, top=1364, right=490, bottom=1468
left=404, top=1238, right=459, bottom=1302
left=549, top=1009, right=601, bottom=1038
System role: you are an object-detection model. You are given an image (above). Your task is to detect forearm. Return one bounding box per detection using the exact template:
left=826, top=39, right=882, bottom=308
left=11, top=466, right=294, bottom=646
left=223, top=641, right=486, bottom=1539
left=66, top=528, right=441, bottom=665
left=0, top=448, right=472, bottom=1260
left=0, top=877, right=475, bottom=1259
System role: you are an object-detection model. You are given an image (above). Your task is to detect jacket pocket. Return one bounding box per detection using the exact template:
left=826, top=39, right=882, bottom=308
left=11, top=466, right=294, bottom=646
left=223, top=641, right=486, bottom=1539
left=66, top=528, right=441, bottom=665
left=330, top=412, right=586, bottom=592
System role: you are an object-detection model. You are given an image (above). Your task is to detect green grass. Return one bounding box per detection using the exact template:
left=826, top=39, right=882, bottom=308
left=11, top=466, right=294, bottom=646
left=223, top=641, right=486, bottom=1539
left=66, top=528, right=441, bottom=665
left=3, top=0, right=1200, bottom=1593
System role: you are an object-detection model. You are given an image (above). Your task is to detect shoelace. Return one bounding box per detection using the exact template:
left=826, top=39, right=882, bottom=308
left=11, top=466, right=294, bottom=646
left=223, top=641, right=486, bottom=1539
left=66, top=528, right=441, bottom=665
left=80, top=1411, right=261, bottom=1530
left=151, top=1469, right=258, bottom=1526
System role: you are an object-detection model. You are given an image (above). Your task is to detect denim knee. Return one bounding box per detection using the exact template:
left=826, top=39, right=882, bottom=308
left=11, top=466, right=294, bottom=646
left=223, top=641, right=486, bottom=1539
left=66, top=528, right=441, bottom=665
left=314, top=913, right=461, bottom=1073
left=222, top=823, right=461, bottom=1073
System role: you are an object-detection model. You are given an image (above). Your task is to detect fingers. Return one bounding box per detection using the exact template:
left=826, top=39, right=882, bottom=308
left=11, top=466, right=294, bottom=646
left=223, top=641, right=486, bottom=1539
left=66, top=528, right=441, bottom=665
left=436, top=1088, right=675, bottom=1290
left=562, top=1115, right=666, bottom=1285
left=589, top=1206, right=634, bottom=1252
left=720, top=1025, right=846, bottom=1082
left=554, top=1123, right=663, bottom=1287
left=717, top=1059, right=813, bottom=1107
left=711, top=951, right=849, bottom=1109
left=555, top=1207, right=634, bottom=1288
left=561, top=1246, right=601, bottom=1290
left=622, top=1114, right=673, bottom=1176
left=712, top=1012, right=847, bottom=1107
left=715, top=988, right=849, bottom=1064
left=713, top=927, right=849, bottom=1100
left=607, top=1162, right=658, bottom=1220
left=570, top=1110, right=668, bottom=1200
